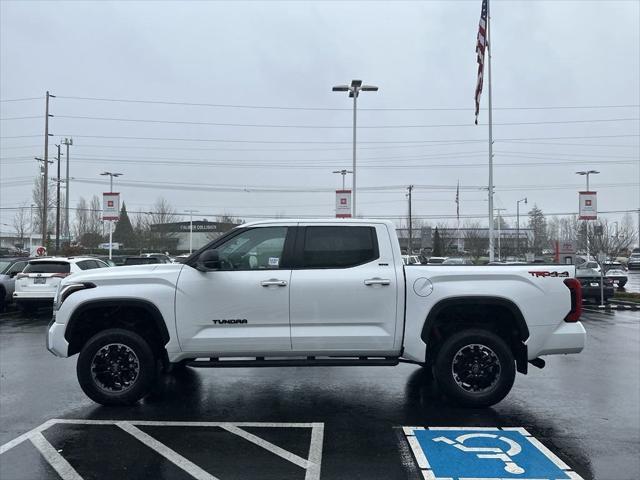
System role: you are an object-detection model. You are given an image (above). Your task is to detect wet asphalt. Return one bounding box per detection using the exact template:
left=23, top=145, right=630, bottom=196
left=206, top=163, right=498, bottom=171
left=0, top=307, right=638, bottom=480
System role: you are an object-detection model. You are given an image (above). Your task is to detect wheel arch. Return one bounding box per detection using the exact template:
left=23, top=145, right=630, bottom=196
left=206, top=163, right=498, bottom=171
left=421, top=296, right=529, bottom=374
left=65, top=298, right=170, bottom=356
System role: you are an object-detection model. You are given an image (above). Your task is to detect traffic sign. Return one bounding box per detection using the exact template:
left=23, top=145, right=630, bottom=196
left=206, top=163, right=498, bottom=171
left=404, top=426, right=583, bottom=480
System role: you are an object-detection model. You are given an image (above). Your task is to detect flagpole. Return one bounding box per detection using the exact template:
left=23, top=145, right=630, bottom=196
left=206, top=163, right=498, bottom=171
left=487, top=0, right=495, bottom=263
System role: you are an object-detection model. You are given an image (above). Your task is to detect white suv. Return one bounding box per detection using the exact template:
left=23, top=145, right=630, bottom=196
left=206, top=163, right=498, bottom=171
left=13, top=257, right=109, bottom=314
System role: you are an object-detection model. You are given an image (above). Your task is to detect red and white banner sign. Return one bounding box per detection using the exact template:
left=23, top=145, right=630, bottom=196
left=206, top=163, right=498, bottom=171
left=336, top=190, right=352, bottom=218
left=578, top=191, right=597, bottom=220
left=102, top=192, right=120, bottom=221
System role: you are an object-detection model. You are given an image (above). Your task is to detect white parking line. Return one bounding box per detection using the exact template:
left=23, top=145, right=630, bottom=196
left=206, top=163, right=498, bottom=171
left=117, top=421, right=221, bottom=480
left=0, top=419, right=325, bottom=480
left=222, top=425, right=310, bottom=469
left=29, top=432, right=83, bottom=480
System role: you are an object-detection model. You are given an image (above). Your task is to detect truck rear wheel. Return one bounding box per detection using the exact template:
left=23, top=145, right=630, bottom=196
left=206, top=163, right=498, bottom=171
left=77, top=328, right=157, bottom=406
left=433, top=328, right=515, bottom=407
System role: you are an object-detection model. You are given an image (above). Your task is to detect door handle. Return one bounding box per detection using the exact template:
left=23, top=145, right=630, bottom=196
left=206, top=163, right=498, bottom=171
left=364, top=278, right=391, bottom=286
left=261, top=279, right=288, bottom=287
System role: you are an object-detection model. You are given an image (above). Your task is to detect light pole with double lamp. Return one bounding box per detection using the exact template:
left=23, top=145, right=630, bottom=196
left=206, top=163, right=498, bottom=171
left=332, top=80, right=378, bottom=217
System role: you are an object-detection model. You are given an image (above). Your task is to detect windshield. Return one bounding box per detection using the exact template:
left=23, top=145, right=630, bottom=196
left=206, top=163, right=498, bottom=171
left=0, top=260, right=12, bottom=274
left=23, top=262, right=70, bottom=274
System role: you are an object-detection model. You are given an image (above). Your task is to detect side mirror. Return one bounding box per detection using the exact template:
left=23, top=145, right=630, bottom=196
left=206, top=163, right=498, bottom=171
left=196, top=249, right=220, bottom=271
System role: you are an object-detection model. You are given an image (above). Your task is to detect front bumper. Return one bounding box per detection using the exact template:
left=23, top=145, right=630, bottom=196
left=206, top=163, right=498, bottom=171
left=46, top=319, right=69, bottom=357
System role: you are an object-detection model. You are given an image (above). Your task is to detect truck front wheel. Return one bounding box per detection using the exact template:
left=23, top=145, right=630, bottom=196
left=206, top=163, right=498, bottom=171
left=77, top=328, right=157, bottom=406
left=433, top=329, right=515, bottom=407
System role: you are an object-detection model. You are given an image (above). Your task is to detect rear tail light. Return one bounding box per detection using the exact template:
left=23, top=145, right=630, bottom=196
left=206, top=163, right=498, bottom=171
left=15, top=273, right=28, bottom=280
left=604, top=278, right=614, bottom=286
left=564, top=278, right=582, bottom=322
left=51, top=273, right=71, bottom=278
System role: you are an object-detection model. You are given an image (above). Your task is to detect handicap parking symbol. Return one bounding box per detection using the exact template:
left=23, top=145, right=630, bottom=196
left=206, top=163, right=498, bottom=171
left=403, top=427, right=584, bottom=480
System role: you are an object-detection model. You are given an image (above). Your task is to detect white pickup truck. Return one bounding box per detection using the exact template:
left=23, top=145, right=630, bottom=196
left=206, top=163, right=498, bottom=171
left=47, top=220, right=585, bottom=407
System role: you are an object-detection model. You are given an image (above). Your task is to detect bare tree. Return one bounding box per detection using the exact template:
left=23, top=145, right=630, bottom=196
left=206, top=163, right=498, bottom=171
left=12, top=203, right=29, bottom=247
left=74, top=197, right=89, bottom=241
left=147, top=197, right=178, bottom=251
left=88, top=195, right=102, bottom=235
left=436, top=222, right=457, bottom=253
left=463, top=221, right=489, bottom=263
left=587, top=219, right=637, bottom=261
left=31, top=176, right=55, bottom=235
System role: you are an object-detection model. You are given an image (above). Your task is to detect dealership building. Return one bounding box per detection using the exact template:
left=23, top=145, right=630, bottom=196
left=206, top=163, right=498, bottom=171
left=149, top=220, right=239, bottom=252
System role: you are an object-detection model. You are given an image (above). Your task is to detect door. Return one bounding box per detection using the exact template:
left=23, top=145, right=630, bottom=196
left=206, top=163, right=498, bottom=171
left=290, top=224, right=399, bottom=353
left=176, top=226, right=293, bottom=354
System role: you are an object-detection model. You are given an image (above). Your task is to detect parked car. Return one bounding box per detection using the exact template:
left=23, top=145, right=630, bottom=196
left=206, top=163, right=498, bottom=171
left=603, top=261, right=628, bottom=288
left=141, top=253, right=173, bottom=264
left=576, top=265, right=614, bottom=302
left=426, top=256, right=448, bottom=264
left=90, top=255, right=117, bottom=267
left=627, top=253, right=640, bottom=270
left=48, top=219, right=585, bottom=407
left=173, top=254, right=191, bottom=264
left=402, top=255, right=421, bottom=265
left=123, top=256, right=162, bottom=266
left=0, top=257, right=32, bottom=311
left=13, top=257, right=109, bottom=314
left=442, top=258, right=473, bottom=265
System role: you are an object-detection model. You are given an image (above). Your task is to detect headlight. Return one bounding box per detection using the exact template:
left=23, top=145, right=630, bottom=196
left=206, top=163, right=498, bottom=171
left=53, top=283, right=95, bottom=311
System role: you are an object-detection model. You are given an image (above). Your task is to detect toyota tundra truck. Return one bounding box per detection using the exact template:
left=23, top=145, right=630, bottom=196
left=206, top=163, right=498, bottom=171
left=47, top=220, right=585, bottom=407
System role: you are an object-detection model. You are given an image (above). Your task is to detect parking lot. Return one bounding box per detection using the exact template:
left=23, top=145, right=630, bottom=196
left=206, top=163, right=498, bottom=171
left=1, top=308, right=638, bottom=480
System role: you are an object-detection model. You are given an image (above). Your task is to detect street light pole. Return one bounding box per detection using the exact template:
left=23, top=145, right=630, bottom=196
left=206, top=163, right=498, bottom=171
left=332, top=80, right=378, bottom=217
left=495, top=208, right=506, bottom=261
left=100, top=172, right=122, bottom=260
left=62, top=138, right=73, bottom=242
left=332, top=169, right=353, bottom=191
left=185, top=210, right=199, bottom=254
left=516, top=197, right=527, bottom=260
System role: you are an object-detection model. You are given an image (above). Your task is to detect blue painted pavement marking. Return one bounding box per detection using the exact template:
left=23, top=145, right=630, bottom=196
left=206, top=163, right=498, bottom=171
left=403, top=426, right=583, bottom=480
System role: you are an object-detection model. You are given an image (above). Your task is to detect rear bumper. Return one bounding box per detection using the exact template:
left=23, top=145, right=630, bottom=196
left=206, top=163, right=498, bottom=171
left=581, top=286, right=614, bottom=300
left=536, top=321, right=586, bottom=357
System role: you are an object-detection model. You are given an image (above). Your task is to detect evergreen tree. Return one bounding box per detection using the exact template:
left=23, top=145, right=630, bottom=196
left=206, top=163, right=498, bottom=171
left=112, top=203, right=136, bottom=248
left=528, top=205, right=548, bottom=255
left=432, top=227, right=443, bottom=256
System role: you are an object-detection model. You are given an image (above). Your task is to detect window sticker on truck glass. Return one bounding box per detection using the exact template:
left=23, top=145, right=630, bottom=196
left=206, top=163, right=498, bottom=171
left=269, top=257, right=280, bottom=267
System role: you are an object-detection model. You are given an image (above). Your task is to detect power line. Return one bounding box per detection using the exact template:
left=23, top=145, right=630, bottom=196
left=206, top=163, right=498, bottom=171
left=32, top=133, right=640, bottom=145
left=46, top=114, right=639, bottom=129
left=0, top=97, right=42, bottom=103
left=54, top=95, right=640, bottom=112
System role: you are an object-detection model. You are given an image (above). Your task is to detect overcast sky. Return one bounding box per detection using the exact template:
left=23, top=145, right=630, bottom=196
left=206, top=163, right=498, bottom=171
left=1, top=0, right=639, bottom=231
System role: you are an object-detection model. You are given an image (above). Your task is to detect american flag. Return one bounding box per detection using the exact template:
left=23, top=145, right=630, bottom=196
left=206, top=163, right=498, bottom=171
left=455, top=181, right=460, bottom=220
left=475, top=0, right=488, bottom=125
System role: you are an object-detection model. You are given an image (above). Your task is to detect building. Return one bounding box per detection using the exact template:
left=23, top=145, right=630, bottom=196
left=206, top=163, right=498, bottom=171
left=396, top=226, right=533, bottom=258
left=149, top=220, right=239, bottom=252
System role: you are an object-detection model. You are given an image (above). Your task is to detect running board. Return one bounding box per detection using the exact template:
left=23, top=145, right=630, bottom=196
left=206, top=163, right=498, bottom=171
left=186, top=356, right=400, bottom=368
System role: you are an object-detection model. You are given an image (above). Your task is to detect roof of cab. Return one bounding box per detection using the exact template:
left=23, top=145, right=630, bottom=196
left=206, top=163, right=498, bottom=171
left=241, top=218, right=396, bottom=228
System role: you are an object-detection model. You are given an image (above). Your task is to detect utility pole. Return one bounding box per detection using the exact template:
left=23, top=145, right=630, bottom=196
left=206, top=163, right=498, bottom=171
left=62, top=138, right=73, bottom=242
left=406, top=186, right=414, bottom=254
left=55, top=144, right=61, bottom=253
left=42, top=91, right=54, bottom=245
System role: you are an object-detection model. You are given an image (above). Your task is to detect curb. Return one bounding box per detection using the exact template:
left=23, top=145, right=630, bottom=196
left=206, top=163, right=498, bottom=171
left=593, top=302, right=640, bottom=312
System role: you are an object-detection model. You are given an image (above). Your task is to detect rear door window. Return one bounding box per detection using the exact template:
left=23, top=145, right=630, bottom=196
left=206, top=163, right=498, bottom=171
left=300, top=226, right=378, bottom=268
left=24, top=262, right=70, bottom=274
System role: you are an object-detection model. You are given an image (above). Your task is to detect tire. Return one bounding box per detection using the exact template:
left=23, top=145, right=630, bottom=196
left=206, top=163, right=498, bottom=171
left=433, top=328, right=516, bottom=408
left=77, top=328, right=157, bottom=406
